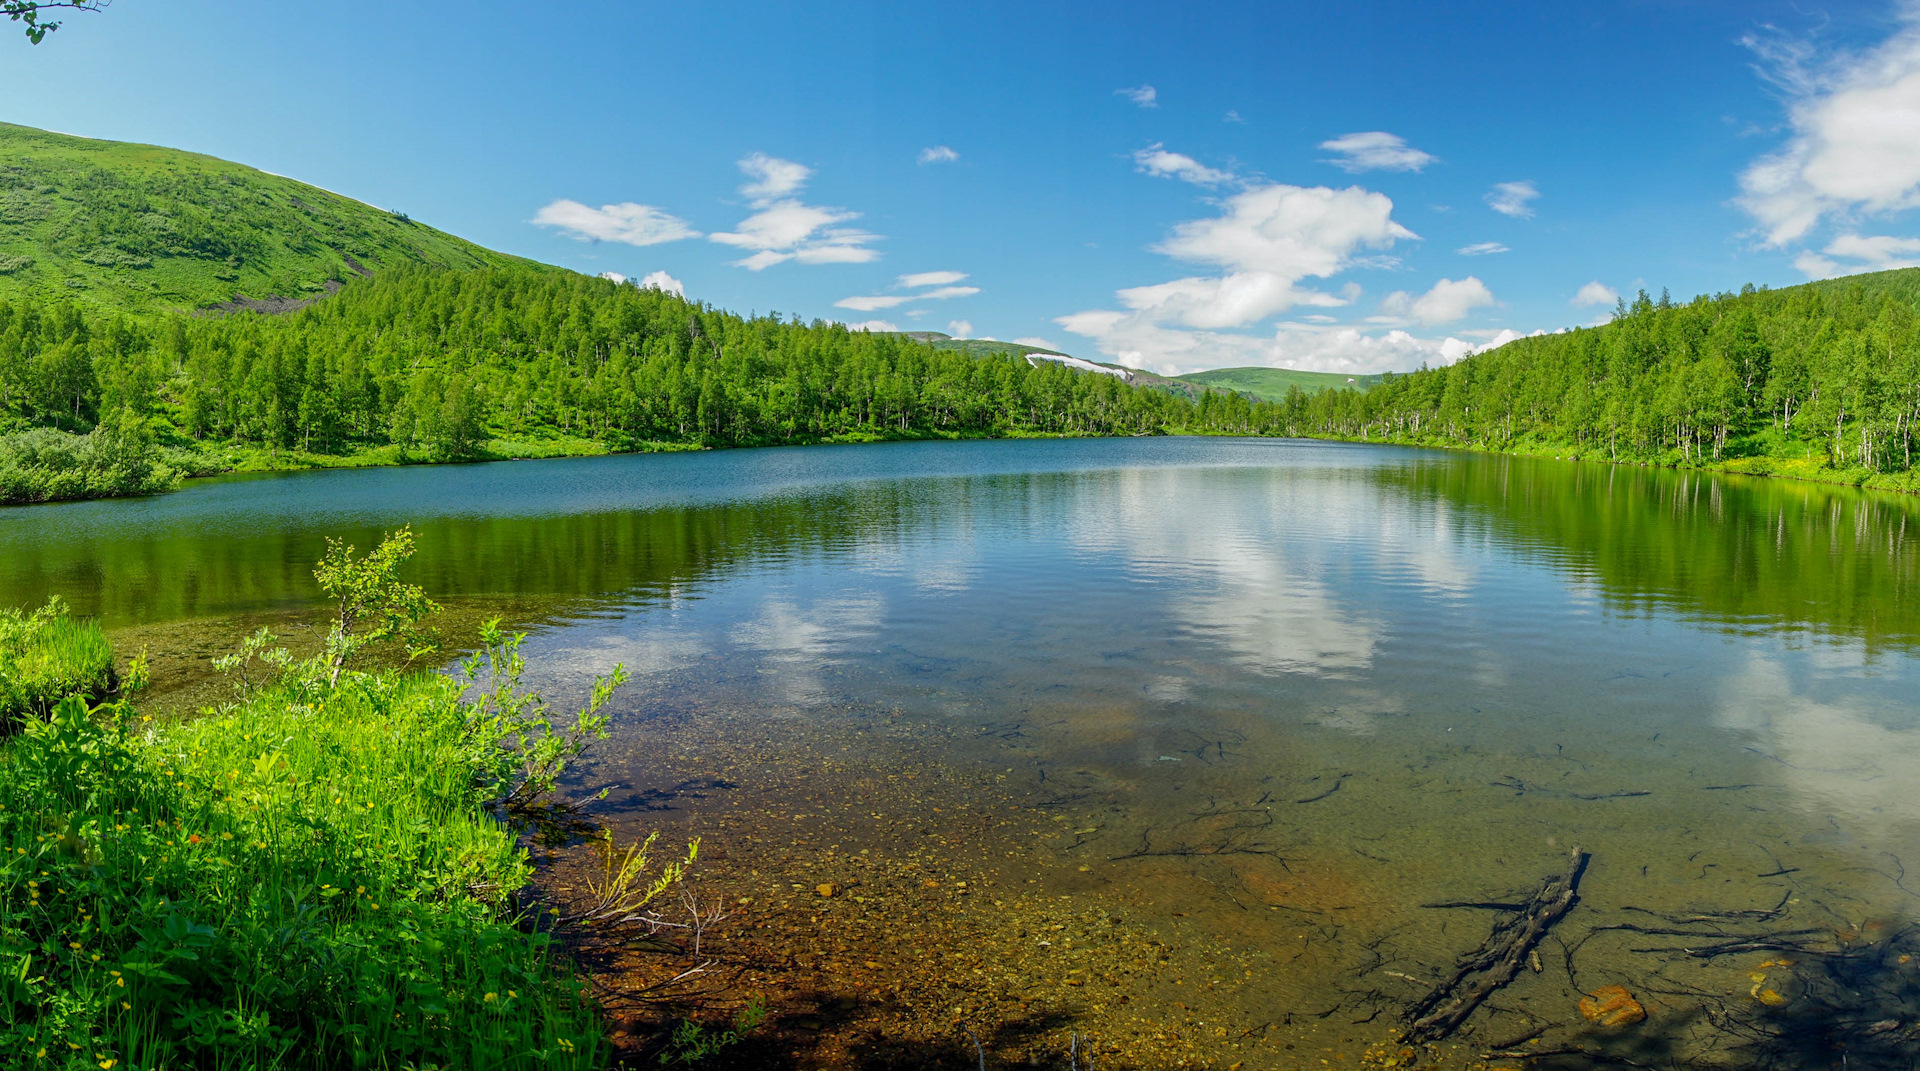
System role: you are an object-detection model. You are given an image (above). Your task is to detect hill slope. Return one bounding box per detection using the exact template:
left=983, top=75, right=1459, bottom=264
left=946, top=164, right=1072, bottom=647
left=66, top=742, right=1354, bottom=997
left=0, top=123, right=533, bottom=313
left=1173, top=366, right=1384, bottom=401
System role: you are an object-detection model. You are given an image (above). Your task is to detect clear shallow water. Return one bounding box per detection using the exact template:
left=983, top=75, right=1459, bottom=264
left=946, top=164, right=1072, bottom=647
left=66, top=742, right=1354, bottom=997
left=12, top=437, right=1920, bottom=1065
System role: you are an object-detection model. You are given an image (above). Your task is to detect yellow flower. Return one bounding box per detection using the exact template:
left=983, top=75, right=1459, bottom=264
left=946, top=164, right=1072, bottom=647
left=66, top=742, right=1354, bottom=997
left=484, top=992, right=498, bottom=1002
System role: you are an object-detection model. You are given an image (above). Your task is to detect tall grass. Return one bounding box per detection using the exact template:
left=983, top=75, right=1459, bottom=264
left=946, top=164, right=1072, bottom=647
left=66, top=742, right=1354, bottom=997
left=0, top=598, right=115, bottom=724
left=0, top=639, right=611, bottom=1068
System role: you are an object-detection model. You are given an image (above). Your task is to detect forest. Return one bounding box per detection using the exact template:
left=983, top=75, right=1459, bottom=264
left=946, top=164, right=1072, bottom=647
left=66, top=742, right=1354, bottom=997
left=0, top=267, right=1284, bottom=502
left=1271, top=268, right=1920, bottom=492
left=11, top=259, right=1920, bottom=505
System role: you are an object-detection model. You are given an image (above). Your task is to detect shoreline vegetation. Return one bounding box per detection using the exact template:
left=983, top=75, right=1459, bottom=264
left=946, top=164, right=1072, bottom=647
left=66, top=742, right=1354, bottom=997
left=8, top=266, right=1920, bottom=506
left=0, top=531, right=718, bottom=1069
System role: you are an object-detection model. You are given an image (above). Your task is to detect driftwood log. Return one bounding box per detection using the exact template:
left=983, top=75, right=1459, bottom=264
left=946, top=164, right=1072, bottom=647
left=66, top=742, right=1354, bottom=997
left=1401, top=847, right=1590, bottom=1043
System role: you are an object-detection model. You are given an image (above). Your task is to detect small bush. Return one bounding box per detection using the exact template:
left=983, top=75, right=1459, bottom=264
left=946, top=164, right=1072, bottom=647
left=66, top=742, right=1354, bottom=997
left=0, top=597, right=115, bottom=724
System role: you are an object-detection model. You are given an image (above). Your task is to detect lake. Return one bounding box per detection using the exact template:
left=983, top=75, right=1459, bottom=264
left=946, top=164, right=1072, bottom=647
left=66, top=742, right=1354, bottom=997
left=12, top=437, right=1920, bottom=1067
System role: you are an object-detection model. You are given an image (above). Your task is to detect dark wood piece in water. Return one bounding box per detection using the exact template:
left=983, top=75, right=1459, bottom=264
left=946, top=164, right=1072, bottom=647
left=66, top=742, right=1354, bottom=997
left=1401, top=847, right=1590, bottom=1044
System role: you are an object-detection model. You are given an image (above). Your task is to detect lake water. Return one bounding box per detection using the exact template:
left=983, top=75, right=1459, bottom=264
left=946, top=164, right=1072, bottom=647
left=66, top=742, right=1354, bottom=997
left=11, top=437, right=1920, bottom=1067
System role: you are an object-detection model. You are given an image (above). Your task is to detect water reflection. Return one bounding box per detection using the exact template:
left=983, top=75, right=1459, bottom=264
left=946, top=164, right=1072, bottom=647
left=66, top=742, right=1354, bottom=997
left=8, top=438, right=1920, bottom=1062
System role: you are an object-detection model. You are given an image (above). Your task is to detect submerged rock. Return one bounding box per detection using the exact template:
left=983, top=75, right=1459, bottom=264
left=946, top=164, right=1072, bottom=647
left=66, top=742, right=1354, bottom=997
left=1578, top=985, right=1647, bottom=1026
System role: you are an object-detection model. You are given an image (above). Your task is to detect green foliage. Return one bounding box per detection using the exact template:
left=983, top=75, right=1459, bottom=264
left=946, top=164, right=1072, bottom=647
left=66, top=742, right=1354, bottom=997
left=0, top=581, right=653, bottom=1069
left=657, top=1000, right=767, bottom=1067
left=0, top=123, right=535, bottom=315
left=313, top=526, right=440, bottom=687
left=0, top=596, right=113, bottom=722
left=1173, top=365, right=1384, bottom=402
left=457, top=618, right=625, bottom=808
left=3, top=1, right=102, bottom=45
left=1270, top=272, right=1920, bottom=485
left=0, top=670, right=610, bottom=1069
left=0, top=419, right=180, bottom=505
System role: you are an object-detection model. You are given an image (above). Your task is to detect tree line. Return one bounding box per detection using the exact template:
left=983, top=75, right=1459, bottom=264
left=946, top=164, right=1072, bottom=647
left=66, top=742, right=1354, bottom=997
left=1269, top=271, right=1920, bottom=488
left=0, top=267, right=1292, bottom=501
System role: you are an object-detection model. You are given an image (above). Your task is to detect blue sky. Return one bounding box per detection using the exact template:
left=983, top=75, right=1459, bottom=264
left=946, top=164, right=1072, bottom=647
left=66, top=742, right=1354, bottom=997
left=4, top=0, right=1918, bottom=374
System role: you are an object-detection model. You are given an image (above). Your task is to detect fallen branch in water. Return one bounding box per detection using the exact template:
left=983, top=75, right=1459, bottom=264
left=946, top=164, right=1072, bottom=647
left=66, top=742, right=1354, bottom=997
left=1401, top=847, right=1590, bottom=1044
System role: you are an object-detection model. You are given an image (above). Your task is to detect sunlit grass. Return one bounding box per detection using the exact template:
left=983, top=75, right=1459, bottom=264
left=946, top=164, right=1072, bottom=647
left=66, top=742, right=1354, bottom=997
left=0, top=613, right=608, bottom=1069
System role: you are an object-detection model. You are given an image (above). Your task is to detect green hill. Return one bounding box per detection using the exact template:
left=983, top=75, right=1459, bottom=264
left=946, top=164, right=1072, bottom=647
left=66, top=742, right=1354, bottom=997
left=0, top=122, right=532, bottom=314
left=887, top=331, right=1068, bottom=358
left=1172, top=366, right=1385, bottom=402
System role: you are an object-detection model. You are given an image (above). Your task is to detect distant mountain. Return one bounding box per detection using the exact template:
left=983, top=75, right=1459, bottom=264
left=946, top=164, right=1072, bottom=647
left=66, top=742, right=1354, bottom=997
left=1172, top=366, right=1384, bottom=402
left=0, top=122, right=536, bottom=313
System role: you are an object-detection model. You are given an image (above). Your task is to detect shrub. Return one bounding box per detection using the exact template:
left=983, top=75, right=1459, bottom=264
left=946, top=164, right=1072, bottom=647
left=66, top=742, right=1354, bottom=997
left=0, top=597, right=115, bottom=724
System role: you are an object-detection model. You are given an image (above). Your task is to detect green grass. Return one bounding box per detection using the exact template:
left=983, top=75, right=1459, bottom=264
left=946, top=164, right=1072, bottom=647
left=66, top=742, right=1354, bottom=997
left=1171, top=366, right=1385, bottom=402
left=0, top=643, right=610, bottom=1069
left=0, top=599, right=114, bottom=723
left=0, top=122, right=538, bottom=314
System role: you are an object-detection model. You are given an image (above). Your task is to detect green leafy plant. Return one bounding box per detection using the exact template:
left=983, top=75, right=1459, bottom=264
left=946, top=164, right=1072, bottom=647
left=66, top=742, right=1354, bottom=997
left=657, top=999, right=766, bottom=1067
left=313, top=525, right=440, bottom=686
left=459, top=617, right=626, bottom=807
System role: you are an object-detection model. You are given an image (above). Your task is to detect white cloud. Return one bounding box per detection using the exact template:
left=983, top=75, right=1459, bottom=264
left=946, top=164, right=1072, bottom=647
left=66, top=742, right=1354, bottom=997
left=843, top=319, right=900, bottom=332
left=598, top=271, right=627, bottom=284
left=835, top=294, right=909, bottom=311
left=1116, top=85, right=1158, bottom=108
left=1376, top=277, right=1496, bottom=326
left=1055, top=181, right=1428, bottom=371
left=1794, top=233, right=1920, bottom=278
left=948, top=319, right=974, bottom=339
left=1057, top=314, right=1487, bottom=377
left=709, top=154, right=881, bottom=269
left=899, top=270, right=968, bottom=288
left=1485, top=181, right=1539, bottom=218
left=1571, top=281, right=1619, bottom=307
left=638, top=270, right=685, bottom=296
left=738, top=152, right=811, bottom=203
left=1738, top=18, right=1920, bottom=247
left=1319, top=131, right=1436, bottom=173
left=1224, top=109, right=1244, bottom=124
left=917, top=145, right=960, bottom=165
left=532, top=200, right=700, bottom=246
left=1457, top=241, right=1509, bottom=256
left=1013, top=336, right=1064, bottom=351
left=1133, top=144, right=1234, bottom=185
left=836, top=279, right=978, bottom=310
left=1157, top=183, right=1416, bottom=280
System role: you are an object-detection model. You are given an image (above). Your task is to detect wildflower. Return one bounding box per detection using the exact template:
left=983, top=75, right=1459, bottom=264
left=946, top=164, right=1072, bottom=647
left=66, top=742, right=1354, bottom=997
left=484, top=992, right=498, bottom=1002
left=121, top=1001, right=130, bottom=1010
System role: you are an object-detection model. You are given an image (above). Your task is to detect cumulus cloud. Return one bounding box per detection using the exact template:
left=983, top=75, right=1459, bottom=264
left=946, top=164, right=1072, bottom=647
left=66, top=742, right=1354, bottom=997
left=843, top=319, right=900, bottom=332
left=1057, top=315, right=1488, bottom=377
left=598, top=271, right=627, bottom=284
left=1224, top=109, right=1245, bottom=123
left=899, top=270, right=968, bottom=288
left=1053, top=180, right=1478, bottom=373
left=1572, top=280, right=1619, bottom=307
left=1133, top=144, right=1235, bottom=185
left=948, top=319, right=973, bottom=339
left=1375, top=277, right=1496, bottom=326
left=533, top=200, right=700, bottom=246
left=1014, top=336, right=1065, bottom=351
left=1739, top=19, right=1920, bottom=247
left=639, top=270, right=685, bottom=296
left=1116, top=85, right=1158, bottom=108
left=1319, top=131, right=1436, bottom=173
left=1486, top=181, right=1539, bottom=218
left=1457, top=241, right=1508, bottom=256
left=918, top=145, right=960, bottom=164
left=709, top=153, right=881, bottom=269
left=1793, top=233, right=1920, bottom=278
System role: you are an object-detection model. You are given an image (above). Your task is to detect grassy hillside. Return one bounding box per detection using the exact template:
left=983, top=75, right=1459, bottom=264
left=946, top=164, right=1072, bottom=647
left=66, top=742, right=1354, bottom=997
left=1173, top=366, right=1384, bottom=401
left=888, top=331, right=1067, bottom=358
left=0, top=122, right=533, bottom=313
